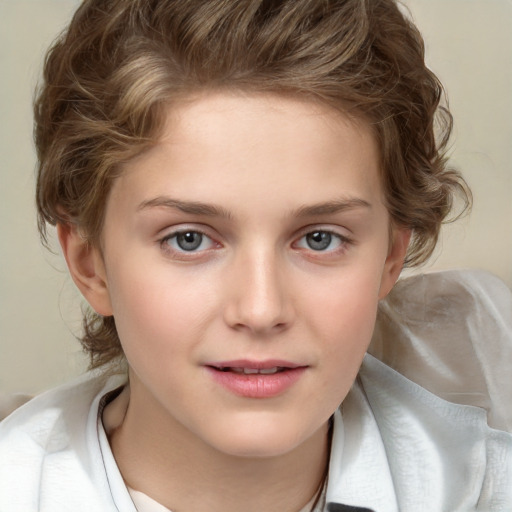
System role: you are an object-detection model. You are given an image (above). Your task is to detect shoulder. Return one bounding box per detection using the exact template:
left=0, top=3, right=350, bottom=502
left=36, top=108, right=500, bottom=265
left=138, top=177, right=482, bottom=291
left=358, top=354, right=512, bottom=511
left=0, top=369, right=121, bottom=444
left=361, top=269, right=512, bottom=509
left=0, top=370, right=127, bottom=511
left=370, top=269, right=512, bottom=431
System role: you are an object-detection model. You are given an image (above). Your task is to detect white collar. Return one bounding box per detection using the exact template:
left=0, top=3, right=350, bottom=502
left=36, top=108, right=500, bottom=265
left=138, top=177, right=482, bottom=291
left=325, top=354, right=512, bottom=511
left=96, top=354, right=512, bottom=511
left=326, top=379, right=397, bottom=511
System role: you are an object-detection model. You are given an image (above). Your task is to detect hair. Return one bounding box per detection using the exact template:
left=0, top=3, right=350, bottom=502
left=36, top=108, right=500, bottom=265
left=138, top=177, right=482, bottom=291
left=35, top=0, right=471, bottom=368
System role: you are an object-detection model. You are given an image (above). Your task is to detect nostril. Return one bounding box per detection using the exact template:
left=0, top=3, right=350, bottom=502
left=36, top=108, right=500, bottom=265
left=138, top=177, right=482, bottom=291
left=223, top=264, right=294, bottom=333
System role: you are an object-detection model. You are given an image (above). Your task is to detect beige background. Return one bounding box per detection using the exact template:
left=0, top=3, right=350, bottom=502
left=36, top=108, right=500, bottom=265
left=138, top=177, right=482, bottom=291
left=1, top=0, right=511, bottom=395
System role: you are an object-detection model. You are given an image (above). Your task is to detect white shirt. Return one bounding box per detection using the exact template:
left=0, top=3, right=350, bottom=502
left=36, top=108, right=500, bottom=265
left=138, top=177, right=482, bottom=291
left=1, top=353, right=511, bottom=512
left=1, top=270, right=511, bottom=511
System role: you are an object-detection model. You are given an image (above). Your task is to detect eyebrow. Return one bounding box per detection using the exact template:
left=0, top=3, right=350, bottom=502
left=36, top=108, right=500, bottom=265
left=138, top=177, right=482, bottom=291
left=293, top=197, right=372, bottom=217
left=137, top=196, right=232, bottom=219
left=137, top=196, right=371, bottom=219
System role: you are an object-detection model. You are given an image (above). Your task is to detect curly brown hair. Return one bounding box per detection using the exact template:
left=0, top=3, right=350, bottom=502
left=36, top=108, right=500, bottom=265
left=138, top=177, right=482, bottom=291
left=35, top=0, right=471, bottom=368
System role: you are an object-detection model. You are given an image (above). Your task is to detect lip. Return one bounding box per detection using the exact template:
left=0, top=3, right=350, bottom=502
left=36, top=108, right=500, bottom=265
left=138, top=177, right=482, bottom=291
left=205, top=359, right=307, bottom=399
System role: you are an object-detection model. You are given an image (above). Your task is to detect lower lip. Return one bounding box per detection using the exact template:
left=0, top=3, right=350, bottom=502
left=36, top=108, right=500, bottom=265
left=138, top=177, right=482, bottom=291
left=206, top=367, right=307, bottom=398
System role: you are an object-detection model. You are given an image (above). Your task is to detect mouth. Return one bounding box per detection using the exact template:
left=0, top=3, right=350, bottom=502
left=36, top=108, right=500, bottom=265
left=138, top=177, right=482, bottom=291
left=204, top=360, right=307, bottom=398
left=206, top=359, right=304, bottom=374
left=210, top=366, right=289, bottom=375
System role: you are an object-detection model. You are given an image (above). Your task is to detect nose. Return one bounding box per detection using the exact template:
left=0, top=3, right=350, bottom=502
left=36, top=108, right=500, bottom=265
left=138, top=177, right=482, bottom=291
left=223, top=248, right=294, bottom=335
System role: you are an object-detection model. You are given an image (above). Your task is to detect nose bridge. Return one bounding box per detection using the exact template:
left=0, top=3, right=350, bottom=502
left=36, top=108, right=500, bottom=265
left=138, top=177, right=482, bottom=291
left=226, top=244, right=291, bottom=334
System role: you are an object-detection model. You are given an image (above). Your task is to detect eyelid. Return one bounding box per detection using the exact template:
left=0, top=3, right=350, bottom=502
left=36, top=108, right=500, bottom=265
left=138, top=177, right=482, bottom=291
left=159, top=225, right=222, bottom=256
left=293, top=224, right=353, bottom=241
left=292, top=226, right=354, bottom=253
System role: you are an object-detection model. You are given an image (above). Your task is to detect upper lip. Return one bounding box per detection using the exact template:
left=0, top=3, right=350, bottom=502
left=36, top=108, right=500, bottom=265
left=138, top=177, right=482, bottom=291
left=205, top=359, right=304, bottom=370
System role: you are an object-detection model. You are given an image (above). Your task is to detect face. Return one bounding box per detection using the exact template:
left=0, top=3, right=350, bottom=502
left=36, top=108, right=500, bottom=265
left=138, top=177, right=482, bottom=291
left=69, top=92, right=408, bottom=458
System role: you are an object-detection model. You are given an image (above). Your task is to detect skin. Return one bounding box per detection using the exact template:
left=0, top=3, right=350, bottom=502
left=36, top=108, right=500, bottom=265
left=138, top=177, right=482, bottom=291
left=59, top=92, right=410, bottom=512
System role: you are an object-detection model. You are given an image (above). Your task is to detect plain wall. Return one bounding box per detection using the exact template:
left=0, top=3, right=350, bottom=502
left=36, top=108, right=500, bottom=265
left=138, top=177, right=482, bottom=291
left=1, top=0, right=511, bottom=394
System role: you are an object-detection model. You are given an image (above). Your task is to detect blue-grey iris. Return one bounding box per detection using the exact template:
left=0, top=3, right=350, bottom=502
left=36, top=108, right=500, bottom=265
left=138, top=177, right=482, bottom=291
left=306, top=231, right=331, bottom=251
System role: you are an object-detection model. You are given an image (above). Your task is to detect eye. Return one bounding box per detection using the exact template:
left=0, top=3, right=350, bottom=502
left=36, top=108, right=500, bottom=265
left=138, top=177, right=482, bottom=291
left=295, top=230, right=347, bottom=252
left=161, top=230, right=216, bottom=253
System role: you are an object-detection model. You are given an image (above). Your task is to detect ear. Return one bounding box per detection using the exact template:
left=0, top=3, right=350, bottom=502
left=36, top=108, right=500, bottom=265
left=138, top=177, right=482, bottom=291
left=57, top=223, right=113, bottom=316
left=378, top=227, right=411, bottom=300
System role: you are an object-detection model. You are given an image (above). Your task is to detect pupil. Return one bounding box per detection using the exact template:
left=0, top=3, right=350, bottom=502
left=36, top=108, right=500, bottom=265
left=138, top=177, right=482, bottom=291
left=307, top=231, right=331, bottom=251
left=177, top=232, right=202, bottom=251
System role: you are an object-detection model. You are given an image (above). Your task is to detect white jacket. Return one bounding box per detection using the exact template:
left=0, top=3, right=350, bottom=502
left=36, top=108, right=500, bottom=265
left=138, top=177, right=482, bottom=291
left=1, top=270, right=511, bottom=511
left=0, top=354, right=511, bottom=511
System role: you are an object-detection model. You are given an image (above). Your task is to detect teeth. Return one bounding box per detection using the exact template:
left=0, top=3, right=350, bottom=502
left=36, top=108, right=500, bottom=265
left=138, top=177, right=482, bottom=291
left=259, top=367, right=279, bottom=374
left=220, top=367, right=281, bottom=375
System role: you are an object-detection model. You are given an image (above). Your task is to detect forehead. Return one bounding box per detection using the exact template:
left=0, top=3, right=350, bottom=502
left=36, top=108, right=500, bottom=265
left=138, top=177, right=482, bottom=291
left=162, top=92, right=375, bottom=157
left=110, top=92, right=383, bottom=217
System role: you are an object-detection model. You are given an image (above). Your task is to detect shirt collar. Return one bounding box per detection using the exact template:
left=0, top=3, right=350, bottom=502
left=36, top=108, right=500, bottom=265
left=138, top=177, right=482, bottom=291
left=325, top=377, right=398, bottom=512
left=326, top=353, right=512, bottom=511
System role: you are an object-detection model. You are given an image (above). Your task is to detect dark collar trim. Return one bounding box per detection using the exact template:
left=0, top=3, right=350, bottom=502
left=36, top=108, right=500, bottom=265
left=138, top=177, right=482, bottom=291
left=327, top=504, right=375, bottom=512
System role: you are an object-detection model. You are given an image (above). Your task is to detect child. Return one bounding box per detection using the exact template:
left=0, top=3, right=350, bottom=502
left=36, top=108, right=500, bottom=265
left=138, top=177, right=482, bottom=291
left=0, top=0, right=510, bottom=510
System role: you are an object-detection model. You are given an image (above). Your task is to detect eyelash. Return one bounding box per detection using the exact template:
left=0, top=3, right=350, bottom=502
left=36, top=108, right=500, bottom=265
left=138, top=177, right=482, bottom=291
left=293, top=230, right=352, bottom=254
left=158, top=227, right=353, bottom=258
left=160, top=228, right=218, bottom=256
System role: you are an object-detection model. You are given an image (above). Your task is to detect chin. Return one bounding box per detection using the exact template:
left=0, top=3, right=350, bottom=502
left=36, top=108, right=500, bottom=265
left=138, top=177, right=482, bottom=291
left=204, top=415, right=322, bottom=459
left=213, top=435, right=301, bottom=459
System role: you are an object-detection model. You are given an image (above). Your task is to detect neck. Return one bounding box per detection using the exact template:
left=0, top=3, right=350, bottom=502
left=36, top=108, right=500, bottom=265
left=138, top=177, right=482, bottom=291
left=105, top=379, right=330, bottom=512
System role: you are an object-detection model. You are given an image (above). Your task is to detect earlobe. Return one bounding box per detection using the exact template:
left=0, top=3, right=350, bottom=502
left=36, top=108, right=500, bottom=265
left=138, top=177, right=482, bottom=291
left=378, top=228, right=411, bottom=300
left=57, top=223, right=113, bottom=316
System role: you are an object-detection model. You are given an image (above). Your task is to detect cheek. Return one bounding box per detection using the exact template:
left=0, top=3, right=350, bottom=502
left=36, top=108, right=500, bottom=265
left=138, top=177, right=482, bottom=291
left=105, top=258, right=228, bottom=377
left=106, top=265, right=206, bottom=361
left=306, top=265, right=382, bottom=386
left=319, top=291, right=378, bottom=370
left=312, top=266, right=382, bottom=337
